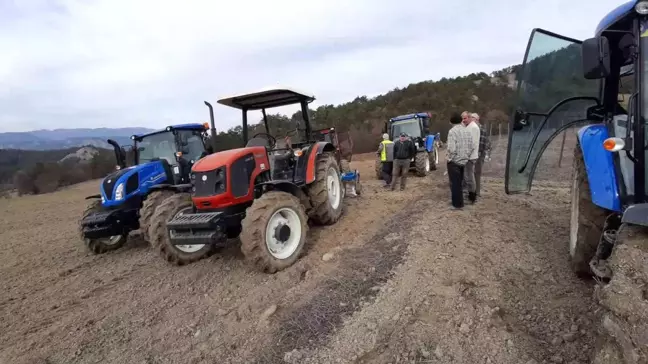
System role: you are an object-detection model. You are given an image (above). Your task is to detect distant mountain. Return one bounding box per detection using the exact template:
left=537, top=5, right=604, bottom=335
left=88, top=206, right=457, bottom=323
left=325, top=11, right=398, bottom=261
left=0, top=127, right=155, bottom=150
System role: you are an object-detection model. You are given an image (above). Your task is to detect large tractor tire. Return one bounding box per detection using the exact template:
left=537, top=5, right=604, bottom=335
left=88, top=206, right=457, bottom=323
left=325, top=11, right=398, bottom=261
left=148, top=193, right=215, bottom=265
left=569, top=144, right=608, bottom=276
left=414, top=151, right=430, bottom=177
left=140, top=189, right=175, bottom=242
left=375, top=157, right=382, bottom=179
left=591, top=225, right=648, bottom=364
left=79, top=200, right=128, bottom=254
left=429, top=147, right=439, bottom=171
left=307, top=152, right=344, bottom=225
left=240, top=191, right=308, bottom=273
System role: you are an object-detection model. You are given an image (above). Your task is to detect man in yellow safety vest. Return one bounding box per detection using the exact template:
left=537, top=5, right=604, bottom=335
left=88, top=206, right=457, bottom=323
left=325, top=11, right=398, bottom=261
left=376, top=133, right=395, bottom=187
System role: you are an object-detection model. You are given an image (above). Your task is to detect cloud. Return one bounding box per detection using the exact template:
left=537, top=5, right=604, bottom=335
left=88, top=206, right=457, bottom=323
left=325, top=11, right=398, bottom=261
left=0, top=0, right=616, bottom=132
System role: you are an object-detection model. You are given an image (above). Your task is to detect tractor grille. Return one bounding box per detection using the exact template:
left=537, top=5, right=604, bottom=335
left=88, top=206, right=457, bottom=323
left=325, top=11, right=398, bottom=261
left=192, top=167, right=227, bottom=197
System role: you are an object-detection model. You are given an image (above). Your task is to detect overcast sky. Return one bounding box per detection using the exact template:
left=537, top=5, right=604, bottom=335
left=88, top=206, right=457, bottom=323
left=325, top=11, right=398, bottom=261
left=0, top=0, right=617, bottom=133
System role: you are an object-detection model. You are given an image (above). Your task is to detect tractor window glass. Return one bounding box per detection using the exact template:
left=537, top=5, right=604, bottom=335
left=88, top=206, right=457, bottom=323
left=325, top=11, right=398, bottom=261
left=177, top=130, right=206, bottom=162
left=391, top=119, right=421, bottom=139
left=138, top=132, right=177, bottom=165
left=506, top=29, right=599, bottom=193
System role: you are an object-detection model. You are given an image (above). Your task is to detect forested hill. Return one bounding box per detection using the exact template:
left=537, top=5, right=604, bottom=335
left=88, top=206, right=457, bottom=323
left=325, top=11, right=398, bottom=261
left=211, top=68, right=520, bottom=153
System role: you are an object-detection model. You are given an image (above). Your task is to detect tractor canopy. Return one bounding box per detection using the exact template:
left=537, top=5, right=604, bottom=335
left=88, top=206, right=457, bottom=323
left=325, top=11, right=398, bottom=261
left=217, top=88, right=316, bottom=146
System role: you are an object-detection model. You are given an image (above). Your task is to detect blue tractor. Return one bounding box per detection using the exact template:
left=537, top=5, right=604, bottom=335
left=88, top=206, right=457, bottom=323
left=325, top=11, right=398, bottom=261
left=79, top=102, right=217, bottom=254
left=375, top=112, right=439, bottom=178
left=506, top=1, right=648, bottom=361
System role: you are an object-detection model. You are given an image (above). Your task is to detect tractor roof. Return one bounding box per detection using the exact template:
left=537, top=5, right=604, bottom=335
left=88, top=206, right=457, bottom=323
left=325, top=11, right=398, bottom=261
left=390, top=113, right=430, bottom=122
left=596, top=1, right=633, bottom=36
left=217, top=87, right=315, bottom=110
left=131, top=123, right=207, bottom=140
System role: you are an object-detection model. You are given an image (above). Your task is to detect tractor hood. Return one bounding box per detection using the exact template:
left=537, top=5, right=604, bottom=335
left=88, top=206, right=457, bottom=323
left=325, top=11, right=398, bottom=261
left=192, top=147, right=267, bottom=173
left=100, top=161, right=169, bottom=207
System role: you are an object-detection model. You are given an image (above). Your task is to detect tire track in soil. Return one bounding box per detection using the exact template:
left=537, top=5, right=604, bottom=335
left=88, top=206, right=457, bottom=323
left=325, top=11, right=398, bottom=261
left=251, top=191, right=429, bottom=364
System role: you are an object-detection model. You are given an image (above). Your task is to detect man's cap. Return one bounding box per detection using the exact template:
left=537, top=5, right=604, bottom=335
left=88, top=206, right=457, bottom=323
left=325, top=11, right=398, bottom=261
left=382, top=133, right=389, bottom=139
left=399, top=132, right=407, bottom=137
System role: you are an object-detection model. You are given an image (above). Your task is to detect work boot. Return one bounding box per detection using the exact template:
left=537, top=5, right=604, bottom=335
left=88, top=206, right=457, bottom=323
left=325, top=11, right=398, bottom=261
left=468, top=192, right=477, bottom=204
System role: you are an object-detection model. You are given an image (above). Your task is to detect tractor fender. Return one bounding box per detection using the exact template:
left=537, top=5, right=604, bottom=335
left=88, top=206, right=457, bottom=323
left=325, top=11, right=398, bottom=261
left=577, top=124, right=621, bottom=212
left=301, top=142, right=336, bottom=184
left=424, top=134, right=436, bottom=153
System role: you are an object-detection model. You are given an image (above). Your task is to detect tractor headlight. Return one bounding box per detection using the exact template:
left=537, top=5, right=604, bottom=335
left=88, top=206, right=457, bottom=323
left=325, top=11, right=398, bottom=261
left=115, top=183, right=125, bottom=200
left=636, top=1, right=648, bottom=14
left=101, top=196, right=105, bottom=204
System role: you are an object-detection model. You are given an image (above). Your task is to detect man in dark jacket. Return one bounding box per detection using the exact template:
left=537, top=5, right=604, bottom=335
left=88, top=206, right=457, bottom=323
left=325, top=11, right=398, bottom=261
left=390, top=132, right=417, bottom=191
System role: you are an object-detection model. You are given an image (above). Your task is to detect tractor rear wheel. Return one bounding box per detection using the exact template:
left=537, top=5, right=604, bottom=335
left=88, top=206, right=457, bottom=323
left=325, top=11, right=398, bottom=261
left=140, top=190, right=175, bottom=242
left=240, top=191, right=308, bottom=273
left=569, top=143, right=608, bottom=276
left=592, top=225, right=648, bottom=364
left=307, top=152, right=344, bottom=225
left=149, top=193, right=215, bottom=265
left=79, top=200, right=128, bottom=254
left=414, top=151, right=430, bottom=177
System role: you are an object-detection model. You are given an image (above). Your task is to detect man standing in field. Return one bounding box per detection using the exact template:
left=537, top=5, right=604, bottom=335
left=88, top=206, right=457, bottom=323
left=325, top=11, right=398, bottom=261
left=391, top=132, right=416, bottom=191
left=471, top=113, right=491, bottom=197
left=376, top=133, right=394, bottom=187
left=446, top=113, right=474, bottom=208
left=462, top=111, right=480, bottom=203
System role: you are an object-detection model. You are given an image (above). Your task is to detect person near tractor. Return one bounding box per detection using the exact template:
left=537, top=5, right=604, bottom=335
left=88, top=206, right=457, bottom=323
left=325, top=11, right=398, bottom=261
left=446, top=112, right=474, bottom=209
left=376, top=133, right=395, bottom=187
left=471, top=113, right=491, bottom=197
left=390, top=132, right=416, bottom=191
left=461, top=111, right=480, bottom=203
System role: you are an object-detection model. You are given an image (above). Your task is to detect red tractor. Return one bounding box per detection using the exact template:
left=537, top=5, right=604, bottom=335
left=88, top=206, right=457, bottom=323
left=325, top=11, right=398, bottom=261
left=148, top=88, right=345, bottom=273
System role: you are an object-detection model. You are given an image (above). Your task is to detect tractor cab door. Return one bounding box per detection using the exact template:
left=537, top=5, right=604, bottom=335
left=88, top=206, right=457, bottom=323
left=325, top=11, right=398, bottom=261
left=506, top=28, right=601, bottom=194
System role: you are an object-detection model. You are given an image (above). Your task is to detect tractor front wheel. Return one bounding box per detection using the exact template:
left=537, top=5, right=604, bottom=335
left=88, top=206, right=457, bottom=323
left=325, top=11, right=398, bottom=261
left=79, top=200, right=128, bottom=254
left=414, top=151, right=430, bottom=177
left=307, top=152, right=344, bottom=225
left=140, top=189, right=175, bottom=242
left=569, top=143, right=607, bottom=276
left=240, top=191, right=308, bottom=273
left=149, top=193, right=215, bottom=265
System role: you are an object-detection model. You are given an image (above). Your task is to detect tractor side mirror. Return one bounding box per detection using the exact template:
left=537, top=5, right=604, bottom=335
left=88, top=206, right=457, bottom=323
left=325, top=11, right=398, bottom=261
left=582, top=36, right=610, bottom=80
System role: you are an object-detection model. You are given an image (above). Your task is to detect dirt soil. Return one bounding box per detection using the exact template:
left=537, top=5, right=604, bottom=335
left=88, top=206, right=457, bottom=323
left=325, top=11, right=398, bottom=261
left=0, top=135, right=604, bottom=364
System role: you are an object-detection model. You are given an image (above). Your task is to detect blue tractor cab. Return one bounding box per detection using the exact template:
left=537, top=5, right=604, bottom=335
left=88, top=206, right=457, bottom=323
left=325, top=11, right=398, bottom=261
left=79, top=102, right=218, bottom=254
left=379, top=112, right=439, bottom=177
left=507, top=2, right=648, bottom=360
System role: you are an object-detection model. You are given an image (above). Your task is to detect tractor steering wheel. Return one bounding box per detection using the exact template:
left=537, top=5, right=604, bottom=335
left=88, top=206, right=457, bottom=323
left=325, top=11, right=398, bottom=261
left=251, top=133, right=277, bottom=149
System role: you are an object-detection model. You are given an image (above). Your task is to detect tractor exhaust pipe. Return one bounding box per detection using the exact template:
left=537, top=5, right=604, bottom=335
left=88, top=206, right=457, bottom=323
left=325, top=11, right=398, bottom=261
left=204, top=101, right=218, bottom=152
left=107, top=139, right=126, bottom=169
